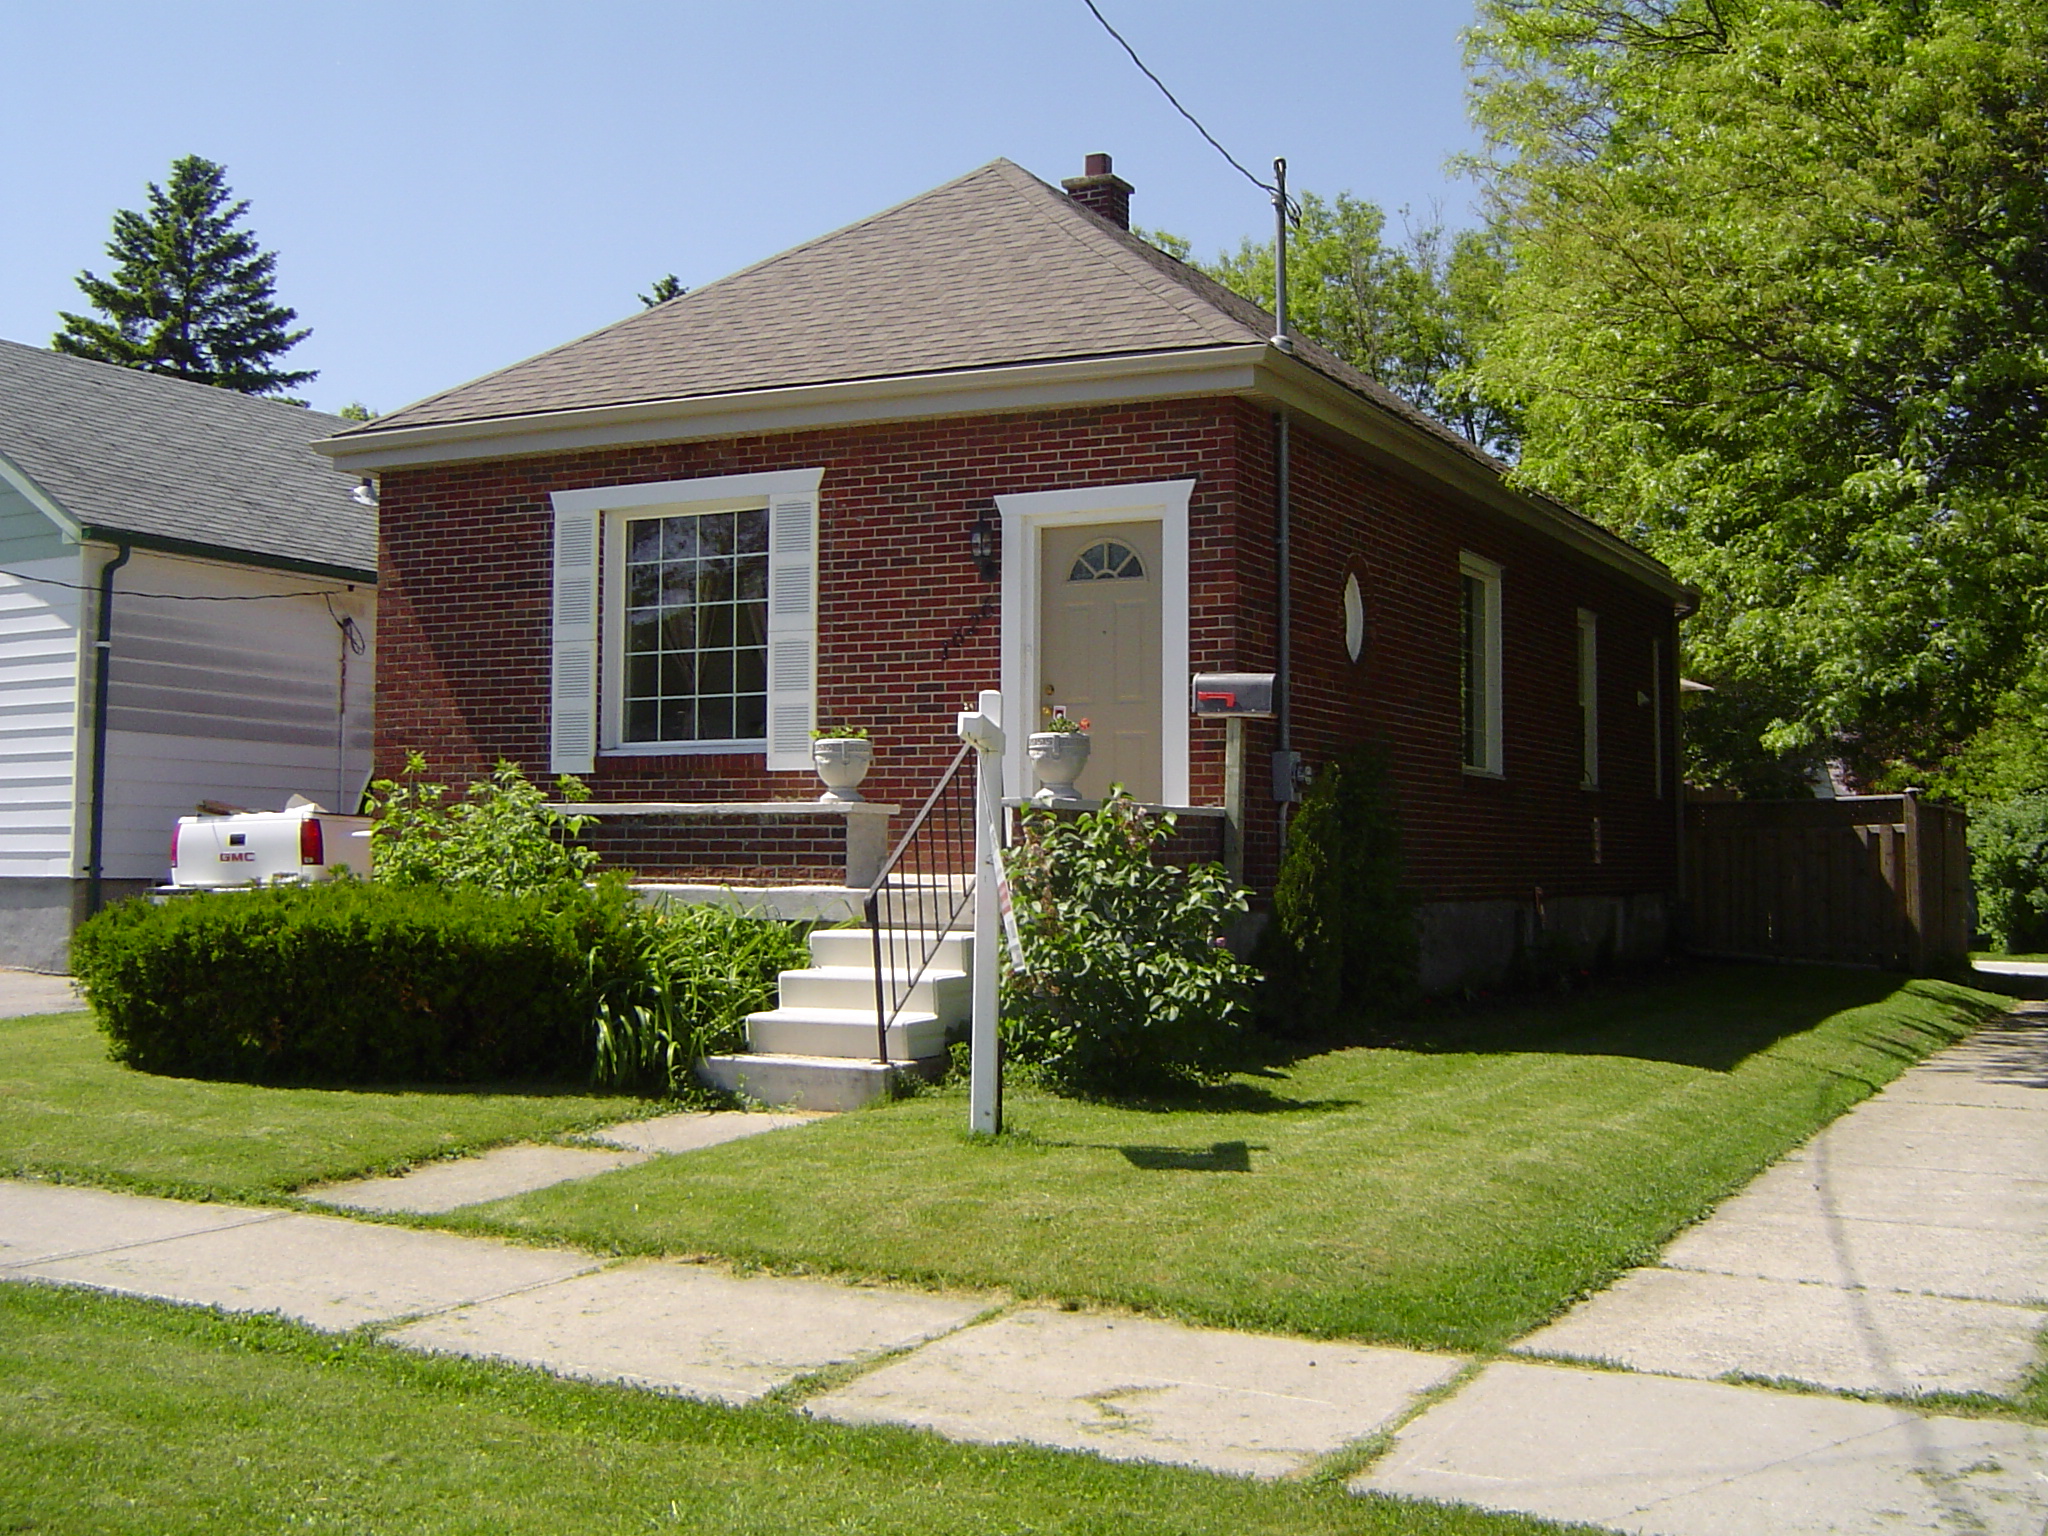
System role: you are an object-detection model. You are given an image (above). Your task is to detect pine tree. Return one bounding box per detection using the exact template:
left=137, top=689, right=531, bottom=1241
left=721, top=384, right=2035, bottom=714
left=54, top=155, right=314, bottom=398
left=638, top=273, right=686, bottom=308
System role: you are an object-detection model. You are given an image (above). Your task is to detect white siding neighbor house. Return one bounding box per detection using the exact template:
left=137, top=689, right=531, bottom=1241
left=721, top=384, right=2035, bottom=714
left=0, top=341, right=375, bottom=970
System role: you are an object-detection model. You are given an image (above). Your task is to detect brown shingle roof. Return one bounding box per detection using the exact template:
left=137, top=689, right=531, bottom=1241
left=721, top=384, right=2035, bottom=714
left=342, top=158, right=1497, bottom=476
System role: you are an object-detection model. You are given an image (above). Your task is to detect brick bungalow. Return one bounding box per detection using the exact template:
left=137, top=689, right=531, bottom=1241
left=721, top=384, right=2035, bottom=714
left=315, top=156, right=1692, bottom=990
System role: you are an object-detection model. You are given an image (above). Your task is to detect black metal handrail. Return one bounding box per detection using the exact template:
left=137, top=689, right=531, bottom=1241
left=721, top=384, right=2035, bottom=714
left=862, top=742, right=977, bottom=1062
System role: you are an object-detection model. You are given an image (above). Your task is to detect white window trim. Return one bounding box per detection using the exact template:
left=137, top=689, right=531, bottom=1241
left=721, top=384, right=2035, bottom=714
left=1578, top=608, right=1600, bottom=790
left=996, top=478, right=1193, bottom=806
left=550, top=468, right=823, bottom=762
left=1459, top=552, right=1504, bottom=778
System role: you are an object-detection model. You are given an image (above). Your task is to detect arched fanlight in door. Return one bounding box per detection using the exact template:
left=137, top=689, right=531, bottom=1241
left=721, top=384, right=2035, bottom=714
left=1068, top=539, right=1146, bottom=581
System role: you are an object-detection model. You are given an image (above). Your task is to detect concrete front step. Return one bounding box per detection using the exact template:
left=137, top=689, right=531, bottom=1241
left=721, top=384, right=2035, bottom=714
left=747, top=1006, right=949, bottom=1063
left=777, top=964, right=968, bottom=1021
left=808, top=927, right=973, bottom=973
left=697, top=1052, right=943, bottom=1112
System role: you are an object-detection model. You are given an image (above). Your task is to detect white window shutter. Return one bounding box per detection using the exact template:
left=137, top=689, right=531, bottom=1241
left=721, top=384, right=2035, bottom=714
left=549, top=506, right=600, bottom=775
left=765, top=491, right=818, bottom=771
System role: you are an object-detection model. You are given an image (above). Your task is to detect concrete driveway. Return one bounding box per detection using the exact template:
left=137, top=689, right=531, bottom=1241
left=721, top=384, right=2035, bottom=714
left=0, top=968, right=81, bottom=1018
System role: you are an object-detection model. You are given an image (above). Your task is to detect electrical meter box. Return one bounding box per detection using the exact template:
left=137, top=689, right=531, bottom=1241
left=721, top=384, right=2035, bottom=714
left=1189, top=672, right=1276, bottom=718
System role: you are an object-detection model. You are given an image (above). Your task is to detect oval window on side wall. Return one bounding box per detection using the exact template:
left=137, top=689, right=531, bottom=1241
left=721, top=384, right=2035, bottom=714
left=1343, top=572, right=1366, bottom=664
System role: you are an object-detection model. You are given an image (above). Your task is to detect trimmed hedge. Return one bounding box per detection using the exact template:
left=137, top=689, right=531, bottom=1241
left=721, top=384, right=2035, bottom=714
left=72, top=880, right=644, bottom=1084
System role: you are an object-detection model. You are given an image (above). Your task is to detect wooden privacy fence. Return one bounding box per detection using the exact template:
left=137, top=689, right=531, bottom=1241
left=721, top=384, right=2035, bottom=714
left=1685, top=793, right=1970, bottom=973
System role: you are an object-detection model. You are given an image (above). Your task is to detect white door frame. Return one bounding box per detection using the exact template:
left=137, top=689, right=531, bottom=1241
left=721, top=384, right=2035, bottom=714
left=996, top=478, right=1193, bottom=806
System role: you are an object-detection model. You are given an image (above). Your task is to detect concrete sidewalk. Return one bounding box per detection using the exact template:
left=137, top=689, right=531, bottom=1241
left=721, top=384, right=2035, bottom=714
left=7, top=1005, right=2048, bottom=1530
left=1357, top=1002, right=2048, bottom=1534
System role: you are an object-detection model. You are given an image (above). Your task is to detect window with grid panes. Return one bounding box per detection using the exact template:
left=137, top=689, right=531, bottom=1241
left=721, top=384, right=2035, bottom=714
left=620, top=507, right=769, bottom=744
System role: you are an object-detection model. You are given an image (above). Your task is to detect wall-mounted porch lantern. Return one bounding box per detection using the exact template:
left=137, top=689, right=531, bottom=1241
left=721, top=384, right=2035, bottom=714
left=966, top=503, right=1000, bottom=581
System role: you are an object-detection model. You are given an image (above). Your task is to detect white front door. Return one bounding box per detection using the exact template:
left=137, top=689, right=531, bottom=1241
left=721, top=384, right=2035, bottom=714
left=1037, top=520, right=1163, bottom=802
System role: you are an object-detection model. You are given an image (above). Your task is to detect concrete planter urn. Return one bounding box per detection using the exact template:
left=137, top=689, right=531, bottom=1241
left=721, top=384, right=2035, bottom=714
left=1028, top=730, right=1091, bottom=805
left=812, top=736, right=874, bottom=802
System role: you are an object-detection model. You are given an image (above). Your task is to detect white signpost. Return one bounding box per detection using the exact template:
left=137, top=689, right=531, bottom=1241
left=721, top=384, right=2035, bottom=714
left=954, top=688, right=1005, bottom=1135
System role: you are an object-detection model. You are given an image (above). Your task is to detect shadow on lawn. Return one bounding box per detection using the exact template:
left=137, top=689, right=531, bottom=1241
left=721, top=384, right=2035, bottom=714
left=1017, top=1136, right=1265, bottom=1171
left=1286, top=962, right=1970, bottom=1076
left=1119, top=1140, right=1256, bottom=1172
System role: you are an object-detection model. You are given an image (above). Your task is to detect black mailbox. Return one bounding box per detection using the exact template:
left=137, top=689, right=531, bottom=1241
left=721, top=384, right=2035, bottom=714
left=1189, top=672, right=1276, bottom=718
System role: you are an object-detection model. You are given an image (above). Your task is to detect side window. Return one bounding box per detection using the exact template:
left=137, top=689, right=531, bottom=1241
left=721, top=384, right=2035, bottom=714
left=1577, top=609, right=1599, bottom=789
left=1651, top=637, right=1666, bottom=798
left=1459, top=553, right=1503, bottom=775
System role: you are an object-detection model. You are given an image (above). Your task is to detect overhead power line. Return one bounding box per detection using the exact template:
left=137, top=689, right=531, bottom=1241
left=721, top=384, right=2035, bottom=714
left=1081, top=0, right=1281, bottom=202
left=0, top=567, right=355, bottom=602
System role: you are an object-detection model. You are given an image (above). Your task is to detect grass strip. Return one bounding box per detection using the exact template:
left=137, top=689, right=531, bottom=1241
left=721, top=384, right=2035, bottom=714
left=0, top=1281, right=1591, bottom=1536
left=437, top=964, right=2011, bottom=1351
left=0, top=1009, right=663, bottom=1203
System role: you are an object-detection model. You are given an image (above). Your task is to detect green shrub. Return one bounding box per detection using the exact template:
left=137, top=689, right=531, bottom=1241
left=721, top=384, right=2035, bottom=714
left=1000, top=792, right=1254, bottom=1093
left=366, top=754, right=599, bottom=893
left=73, top=880, right=646, bottom=1084
left=1259, top=746, right=1417, bottom=1027
left=591, top=903, right=810, bottom=1094
left=1969, top=793, right=2048, bottom=953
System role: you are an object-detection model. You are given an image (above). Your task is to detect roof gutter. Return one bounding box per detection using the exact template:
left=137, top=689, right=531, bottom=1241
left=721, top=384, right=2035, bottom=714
left=308, top=340, right=1690, bottom=609
left=309, top=346, right=1272, bottom=471
left=76, top=525, right=376, bottom=587
left=1250, top=351, right=1699, bottom=613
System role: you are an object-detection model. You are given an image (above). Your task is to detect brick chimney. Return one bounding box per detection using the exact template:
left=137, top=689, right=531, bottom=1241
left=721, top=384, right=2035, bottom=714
left=1062, top=153, right=1134, bottom=230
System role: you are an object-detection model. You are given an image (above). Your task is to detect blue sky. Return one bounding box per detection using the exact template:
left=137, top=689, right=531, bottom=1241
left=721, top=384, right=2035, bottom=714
left=3, top=2, right=1483, bottom=417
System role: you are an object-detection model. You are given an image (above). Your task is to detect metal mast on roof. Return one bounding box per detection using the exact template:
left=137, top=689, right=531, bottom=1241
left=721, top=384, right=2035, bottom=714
left=1272, top=157, right=1293, bottom=352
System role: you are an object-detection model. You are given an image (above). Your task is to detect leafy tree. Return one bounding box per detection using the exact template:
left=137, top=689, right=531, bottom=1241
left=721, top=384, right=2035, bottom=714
left=638, top=274, right=686, bottom=307
left=1153, top=199, right=1521, bottom=457
left=337, top=402, right=377, bottom=422
left=1466, top=0, right=2048, bottom=793
left=1967, top=794, right=2048, bottom=953
left=54, top=155, right=314, bottom=398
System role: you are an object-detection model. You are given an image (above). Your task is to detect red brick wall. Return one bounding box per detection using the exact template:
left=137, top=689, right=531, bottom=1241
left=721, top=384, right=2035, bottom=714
left=1230, top=406, right=1682, bottom=902
left=374, top=400, right=1245, bottom=878
left=375, top=395, right=1679, bottom=901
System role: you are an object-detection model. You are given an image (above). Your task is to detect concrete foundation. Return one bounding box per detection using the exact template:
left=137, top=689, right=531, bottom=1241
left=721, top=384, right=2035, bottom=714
left=0, top=877, right=153, bottom=973
left=1416, top=891, right=1669, bottom=994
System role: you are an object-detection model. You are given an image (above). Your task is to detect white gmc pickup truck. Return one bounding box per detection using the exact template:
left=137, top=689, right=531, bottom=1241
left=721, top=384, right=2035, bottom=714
left=168, top=799, right=371, bottom=889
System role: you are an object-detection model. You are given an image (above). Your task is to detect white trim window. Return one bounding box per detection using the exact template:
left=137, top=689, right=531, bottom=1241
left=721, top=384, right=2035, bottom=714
left=1459, top=553, right=1503, bottom=776
left=548, top=468, right=823, bottom=774
left=1577, top=608, right=1599, bottom=789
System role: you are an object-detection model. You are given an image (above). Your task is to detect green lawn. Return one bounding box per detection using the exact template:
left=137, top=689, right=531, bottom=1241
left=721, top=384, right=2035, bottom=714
left=0, top=1283, right=1590, bottom=1536
left=437, top=964, right=2010, bottom=1352
left=0, top=1008, right=663, bottom=1203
